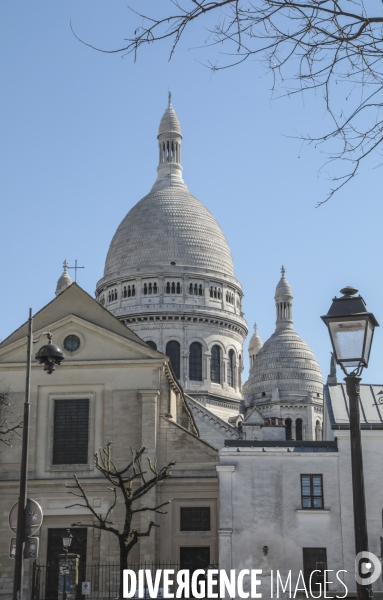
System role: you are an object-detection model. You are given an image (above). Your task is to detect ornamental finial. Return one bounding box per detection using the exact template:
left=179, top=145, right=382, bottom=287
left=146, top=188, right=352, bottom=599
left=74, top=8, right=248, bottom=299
left=168, top=90, right=172, bottom=107
left=281, top=265, right=285, bottom=277
left=63, top=259, right=68, bottom=274
left=253, top=322, right=258, bottom=332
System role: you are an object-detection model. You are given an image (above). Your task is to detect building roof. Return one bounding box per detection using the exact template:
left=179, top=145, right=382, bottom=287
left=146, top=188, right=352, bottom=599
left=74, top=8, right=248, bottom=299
left=325, top=383, right=383, bottom=429
left=0, top=283, right=148, bottom=350
left=158, top=99, right=182, bottom=137
left=99, top=100, right=235, bottom=283
left=224, top=440, right=338, bottom=452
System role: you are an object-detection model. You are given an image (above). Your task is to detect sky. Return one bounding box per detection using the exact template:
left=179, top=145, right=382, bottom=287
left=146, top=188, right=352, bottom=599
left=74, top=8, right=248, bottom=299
left=1, top=1, right=382, bottom=384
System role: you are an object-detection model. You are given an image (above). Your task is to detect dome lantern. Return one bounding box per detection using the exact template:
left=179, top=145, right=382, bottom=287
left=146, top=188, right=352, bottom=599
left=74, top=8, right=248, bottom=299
left=156, top=92, right=183, bottom=188
left=55, top=260, right=72, bottom=296
left=275, top=265, right=293, bottom=331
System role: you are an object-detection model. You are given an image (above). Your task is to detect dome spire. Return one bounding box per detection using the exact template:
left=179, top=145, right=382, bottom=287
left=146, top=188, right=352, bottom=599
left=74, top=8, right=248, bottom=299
left=55, top=259, right=72, bottom=296
left=274, top=266, right=293, bottom=331
left=154, top=94, right=184, bottom=189
left=248, top=322, right=263, bottom=370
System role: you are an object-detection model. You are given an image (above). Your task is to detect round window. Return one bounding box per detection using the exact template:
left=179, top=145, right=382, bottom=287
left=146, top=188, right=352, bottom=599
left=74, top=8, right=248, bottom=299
left=63, top=334, right=81, bottom=353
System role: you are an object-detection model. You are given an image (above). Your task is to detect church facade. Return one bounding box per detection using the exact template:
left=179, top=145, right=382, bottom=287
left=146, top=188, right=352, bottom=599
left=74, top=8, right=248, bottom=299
left=0, top=285, right=219, bottom=599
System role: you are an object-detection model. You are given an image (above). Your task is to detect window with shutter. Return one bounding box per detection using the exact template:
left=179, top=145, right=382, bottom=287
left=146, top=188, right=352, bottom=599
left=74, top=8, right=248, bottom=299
left=53, top=399, right=89, bottom=465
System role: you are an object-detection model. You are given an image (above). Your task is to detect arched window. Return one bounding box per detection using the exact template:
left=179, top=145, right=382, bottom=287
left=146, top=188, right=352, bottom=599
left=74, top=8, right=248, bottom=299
left=123, top=286, right=127, bottom=298
left=146, top=340, right=157, bottom=351
left=166, top=282, right=171, bottom=294
left=227, top=350, right=235, bottom=388
left=189, top=283, right=193, bottom=294
left=132, top=285, right=136, bottom=297
left=210, top=287, right=213, bottom=298
left=166, top=341, right=181, bottom=379
left=296, top=418, right=303, bottom=441
left=194, top=283, right=198, bottom=295
left=148, top=283, right=152, bottom=294
left=154, top=283, right=158, bottom=294
left=285, top=418, right=292, bottom=441
left=171, top=282, right=176, bottom=294
left=189, top=342, right=203, bottom=381
left=315, top=420, right=322, bottom=441
left=143, top=283, right=148, bottom=295
left=176, top=282, right=181, bottom=294
left=211, top=345, right=221, bottom=383
left=199, top=284, right=203, bottom=296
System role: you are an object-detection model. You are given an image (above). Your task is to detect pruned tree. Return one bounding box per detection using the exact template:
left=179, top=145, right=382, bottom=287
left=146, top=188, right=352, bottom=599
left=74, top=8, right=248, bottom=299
left=0, top=390, right=22, bottom=448
left=72, top=1, right=383, bottom=203
left=66, top=442, right=175, bottom=598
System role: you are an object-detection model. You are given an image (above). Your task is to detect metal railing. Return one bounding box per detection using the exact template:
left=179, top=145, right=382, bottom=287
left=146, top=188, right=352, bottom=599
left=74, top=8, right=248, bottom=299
left=31, top=562, right=209, bottom=600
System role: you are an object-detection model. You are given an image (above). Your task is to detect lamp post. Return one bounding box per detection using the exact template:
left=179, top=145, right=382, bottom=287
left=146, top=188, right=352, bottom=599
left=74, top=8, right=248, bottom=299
left=62, top=529, right=73, bottom=600
left=12, top=309, right=65, bottom=600
left=321, top=286, right=379, bottom=600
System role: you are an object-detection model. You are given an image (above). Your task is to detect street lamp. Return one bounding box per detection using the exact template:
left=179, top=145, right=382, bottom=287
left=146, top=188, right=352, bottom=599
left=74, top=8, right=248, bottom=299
left=62, top=529, right=73, bottom=600
left=12, top=309, right=65, bottom=600
left=321, top=286, right=379, bottom=600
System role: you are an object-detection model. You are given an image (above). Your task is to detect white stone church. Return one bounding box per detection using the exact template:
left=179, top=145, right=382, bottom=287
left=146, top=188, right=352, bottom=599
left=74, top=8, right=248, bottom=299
left=1, top=97, right=382, bottom=599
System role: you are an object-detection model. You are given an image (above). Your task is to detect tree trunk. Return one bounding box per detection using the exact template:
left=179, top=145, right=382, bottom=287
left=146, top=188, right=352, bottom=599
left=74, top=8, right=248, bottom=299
left=119, top=540, right=129, bottom=599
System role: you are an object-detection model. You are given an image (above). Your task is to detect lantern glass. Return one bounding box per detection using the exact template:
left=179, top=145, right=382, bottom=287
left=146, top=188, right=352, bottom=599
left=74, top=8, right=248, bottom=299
left=62, top=530, right=73, bottom=549
left=328, top=317, right=367, bottom=367
left=364, top=320, right=374, bottom=364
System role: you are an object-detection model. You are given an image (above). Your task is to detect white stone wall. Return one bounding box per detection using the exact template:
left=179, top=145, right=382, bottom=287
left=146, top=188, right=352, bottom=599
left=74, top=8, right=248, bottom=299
left=217, top=434, right=383, bottom=598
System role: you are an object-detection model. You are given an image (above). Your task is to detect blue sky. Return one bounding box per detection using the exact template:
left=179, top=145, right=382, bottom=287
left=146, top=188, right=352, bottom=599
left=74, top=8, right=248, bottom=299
left=1, top=1, right=382, bottom=383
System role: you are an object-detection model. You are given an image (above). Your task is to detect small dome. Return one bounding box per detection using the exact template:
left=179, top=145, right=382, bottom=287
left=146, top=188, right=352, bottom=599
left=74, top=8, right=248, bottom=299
left=158, top=103, right=182, bottom=137
left=55, top=260, right=72, bottom=296
left=249, top=329, right=323, bottom=395
left=249, top=323, right=263, bottom=355
left=275, top=265, right=292, bottom=299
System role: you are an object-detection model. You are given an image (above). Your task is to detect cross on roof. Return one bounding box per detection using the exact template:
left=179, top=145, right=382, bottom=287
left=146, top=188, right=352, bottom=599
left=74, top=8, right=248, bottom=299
left=67, top=260, right=84, bottom=283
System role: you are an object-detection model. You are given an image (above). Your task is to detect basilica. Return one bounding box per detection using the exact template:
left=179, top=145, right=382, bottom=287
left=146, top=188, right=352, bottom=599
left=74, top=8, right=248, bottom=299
left=91, top=95, right=324, bottom=444
left=6, top=97, right=382, bottom=600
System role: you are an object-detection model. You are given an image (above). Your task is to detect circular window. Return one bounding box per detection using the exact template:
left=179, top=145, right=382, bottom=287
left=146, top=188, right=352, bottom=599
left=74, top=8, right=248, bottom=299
left=63, top=334, right=81, bottom=353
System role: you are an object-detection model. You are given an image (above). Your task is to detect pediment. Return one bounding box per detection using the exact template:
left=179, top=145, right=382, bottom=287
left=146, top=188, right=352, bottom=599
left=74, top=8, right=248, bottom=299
left=0, top=285, right=162, bottom=365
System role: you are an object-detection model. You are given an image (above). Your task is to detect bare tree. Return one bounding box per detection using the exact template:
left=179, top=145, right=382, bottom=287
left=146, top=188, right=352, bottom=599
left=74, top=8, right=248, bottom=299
left=72, top=1, right=383, bottom=204
left=66, top=442, right=175, bottom=598
left=0, top=390, right=22, bottom=447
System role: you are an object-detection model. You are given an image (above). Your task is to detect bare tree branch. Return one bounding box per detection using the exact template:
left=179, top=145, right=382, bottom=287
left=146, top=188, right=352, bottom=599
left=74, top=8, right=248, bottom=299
left=65, top=442, right=175, bottom=598
left=71, top=1, right=383, bottom=202
left=0, top=391, right=22, bottom=447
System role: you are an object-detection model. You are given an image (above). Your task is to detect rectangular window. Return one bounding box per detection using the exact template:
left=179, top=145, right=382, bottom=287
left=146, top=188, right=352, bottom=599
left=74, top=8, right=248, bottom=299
left=303, top=548, right=327, bottom=595
left=301, top=475, right=323, bottom=509
left=181, top=507, right=210, bottom=531
left=53, top=399, right=89, bottom=465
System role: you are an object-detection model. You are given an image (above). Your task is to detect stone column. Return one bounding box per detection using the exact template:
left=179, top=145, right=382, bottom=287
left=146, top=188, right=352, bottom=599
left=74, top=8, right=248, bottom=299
left=204, top=353, right=211, bottom=387
left=139, top=390, right=160, bottom=562
left=216, top=465, right=235, bottom=593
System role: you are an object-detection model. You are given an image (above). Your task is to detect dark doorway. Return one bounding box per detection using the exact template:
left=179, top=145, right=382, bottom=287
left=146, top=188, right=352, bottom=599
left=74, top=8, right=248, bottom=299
left=180, top=546, right=210, bottom=572
left=303, top=547, right=327, bottom=595
left=46, top=528, right=87, bottom=600
left=180, top=547, right=210, bottom=599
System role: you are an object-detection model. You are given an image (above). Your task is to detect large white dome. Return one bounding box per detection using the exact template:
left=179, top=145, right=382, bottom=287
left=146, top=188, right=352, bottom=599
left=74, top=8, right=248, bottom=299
left=103, top=182, right=235, bottom=279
